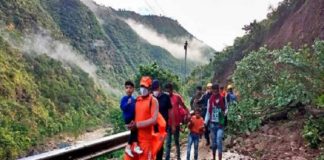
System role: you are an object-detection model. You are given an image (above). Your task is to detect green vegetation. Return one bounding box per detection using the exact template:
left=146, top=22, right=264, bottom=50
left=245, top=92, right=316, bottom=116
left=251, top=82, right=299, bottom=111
left=40, top=0, right=109, bottom=61
left=97, top=149, right=124, bottom=160
left=117, top=10, right=190, bottom=40
left=1, top=0, right=322, bottom=158
left=316, top=94, right=324, bottom=108
left=182, top=3, right=324, bottom=154
left=98, top=10, right=187, bottom=80
left=2, top=0, right=205, bottom=90
left=40, top=0, right=201, bottom=88
left=0, top=0, right=211, bottom=158
left=135, top=63, right=181, bottom=91
left=303, top=117, right=324, bottom=149
left=316, top=154, right=324, bottom=160
left=0, top=0, right=62, bottom=36
left=185, top=0, right=307, bottom=94
left=183, top=0, right=324, bottom=156
left=228, top=41, right=323, bottom=134
left=108, top=107, right=126, bottom=134
left=184, top=2, right=324, bottom=149
left=0, top=37, right=39, bottom=159
left=0, top=37, right=120, bottom=159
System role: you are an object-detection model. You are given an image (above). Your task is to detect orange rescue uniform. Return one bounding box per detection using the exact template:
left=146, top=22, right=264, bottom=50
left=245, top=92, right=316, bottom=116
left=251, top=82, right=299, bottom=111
left=124, top=95, right=158, bottom=160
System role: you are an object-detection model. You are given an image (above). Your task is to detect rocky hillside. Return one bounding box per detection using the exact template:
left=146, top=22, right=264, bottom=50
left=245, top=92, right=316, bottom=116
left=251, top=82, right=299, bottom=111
left=183, top=1, right=324, bottom=159
left=265, top=0, right=324, bottom=49
left=185, top=0, right=323, bottom=90
left=185, top=1, right=324, bottom=158
left=224, top=0, right=324, bottom=83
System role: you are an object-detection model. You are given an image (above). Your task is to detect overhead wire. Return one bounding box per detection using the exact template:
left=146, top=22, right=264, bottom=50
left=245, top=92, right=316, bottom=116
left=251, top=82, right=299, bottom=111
left=142, top=0, right=189, bottom=78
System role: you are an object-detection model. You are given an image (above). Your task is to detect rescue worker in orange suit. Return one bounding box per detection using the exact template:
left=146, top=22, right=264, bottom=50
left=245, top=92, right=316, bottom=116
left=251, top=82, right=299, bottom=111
left=124, top=76, right=159, bottom=160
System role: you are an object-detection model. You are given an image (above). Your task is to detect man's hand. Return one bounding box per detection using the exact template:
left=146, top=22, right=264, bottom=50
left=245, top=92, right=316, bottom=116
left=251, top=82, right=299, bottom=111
left=187, top=121, right=193, bottom=129
left=199, top=126, right=205, bottom=135
left=127, top=98, right=132, bottom=104
left=127, top=121, right=137, bottom=131
left=171, top=125, right=176, bottom=134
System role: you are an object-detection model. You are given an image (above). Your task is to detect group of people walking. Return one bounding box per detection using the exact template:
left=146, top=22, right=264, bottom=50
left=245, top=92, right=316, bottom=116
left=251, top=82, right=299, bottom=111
left=120, top=76, right=236, bottom=160
left=190, top=83, right=237, bottom=160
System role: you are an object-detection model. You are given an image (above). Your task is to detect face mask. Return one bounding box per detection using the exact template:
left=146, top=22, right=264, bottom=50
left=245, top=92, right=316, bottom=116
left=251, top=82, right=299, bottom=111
left=140, top=87, right=149, bottom=96
left=153, top=91, right=160, bottom=97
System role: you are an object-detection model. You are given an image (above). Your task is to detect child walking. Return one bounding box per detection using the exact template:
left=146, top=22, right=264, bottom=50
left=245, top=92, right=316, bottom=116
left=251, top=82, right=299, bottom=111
left=120, top=80, right=143, bottom=157
left=186, top=108, right=205, bottom=160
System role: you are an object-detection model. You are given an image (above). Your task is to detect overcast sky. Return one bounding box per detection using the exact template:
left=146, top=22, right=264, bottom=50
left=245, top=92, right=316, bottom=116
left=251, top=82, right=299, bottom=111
left=93, top=0, right=282, bottom=51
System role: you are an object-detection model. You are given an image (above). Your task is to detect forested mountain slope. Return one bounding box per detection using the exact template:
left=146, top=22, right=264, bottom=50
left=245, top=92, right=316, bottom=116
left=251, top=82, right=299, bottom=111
left=0, top=0, right=215, bottom=158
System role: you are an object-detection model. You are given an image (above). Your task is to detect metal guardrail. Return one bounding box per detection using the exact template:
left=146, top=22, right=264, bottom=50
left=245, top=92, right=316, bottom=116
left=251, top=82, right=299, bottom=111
left=19, top=131, right=130, bottom=160
left=19, top=111, right=194, bottom=160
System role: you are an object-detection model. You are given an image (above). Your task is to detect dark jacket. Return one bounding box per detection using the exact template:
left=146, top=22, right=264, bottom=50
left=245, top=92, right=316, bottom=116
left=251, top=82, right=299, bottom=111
left=198, top=92, right=212, bottom=108
left=190, top=92, right=203, bottom=110
left=155, top=92, right=172, bottom=121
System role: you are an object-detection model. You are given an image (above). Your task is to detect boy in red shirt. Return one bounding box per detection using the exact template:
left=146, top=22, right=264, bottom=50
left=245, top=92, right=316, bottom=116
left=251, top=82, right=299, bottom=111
left=186, top=108, right=205, bottom=160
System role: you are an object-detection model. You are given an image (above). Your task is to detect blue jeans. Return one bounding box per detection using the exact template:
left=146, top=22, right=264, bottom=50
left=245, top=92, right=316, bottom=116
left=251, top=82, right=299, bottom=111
left=210, top=123, right=224, bottom=153
left=186, top=133, right=200, bottom=160
left=165, top=126, right=180, bottom=160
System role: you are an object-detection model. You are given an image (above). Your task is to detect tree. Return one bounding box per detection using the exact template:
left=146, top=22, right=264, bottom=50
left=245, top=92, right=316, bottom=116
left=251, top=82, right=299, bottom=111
left=135, top=63, right=181, bottom=91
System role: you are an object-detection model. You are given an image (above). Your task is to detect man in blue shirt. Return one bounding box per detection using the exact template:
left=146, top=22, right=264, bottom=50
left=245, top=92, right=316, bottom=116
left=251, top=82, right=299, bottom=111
left=120, top=80, right=143, bottom=157
left=226, top=86, right=237, bottom=104
left=152, top=79, right=172, bottom=160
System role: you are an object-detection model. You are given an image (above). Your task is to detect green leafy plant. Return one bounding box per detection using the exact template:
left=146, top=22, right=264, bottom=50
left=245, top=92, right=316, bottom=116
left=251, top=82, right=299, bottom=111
left=303, top=117, right=324, bottom=149
left=315, top=94, right=324, bottom=108
left=97, top=149, right=124, bottom=160
left=316, top=154, right=324, bottom=160
left=135, top=63, right=181, bottom=91
left=229, top=40, right=324, bottom=133
left=108, top=107, right=126, bottom=134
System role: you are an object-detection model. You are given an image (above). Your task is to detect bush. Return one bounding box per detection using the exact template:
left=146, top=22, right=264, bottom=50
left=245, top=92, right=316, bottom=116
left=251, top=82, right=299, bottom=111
left=230, top=40, right=324, bottom=133
left=316, top=154, right=324, bottom=160
left=108, top=107, right=126, bottom=134
left=97, top=149, right=124, bottom=160
left=316, top=94, right=324, bottom=108
left=135, top=63, right=181, bottom=91
left=303, top=117, right=324, bottom=149
left=227, top=100, right=262, bottom=134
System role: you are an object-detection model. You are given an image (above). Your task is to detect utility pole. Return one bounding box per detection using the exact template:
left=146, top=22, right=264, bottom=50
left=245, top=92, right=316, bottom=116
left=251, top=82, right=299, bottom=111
left=184, top=41, right=188, bottom=78
left=200, top=66, right=203, bottom=86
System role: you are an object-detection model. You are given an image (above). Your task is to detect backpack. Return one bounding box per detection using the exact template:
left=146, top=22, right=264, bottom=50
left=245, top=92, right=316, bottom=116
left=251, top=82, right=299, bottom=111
left=176, top=95, right=189, bottom=124
left=179, top=106, right=190, bottom=124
